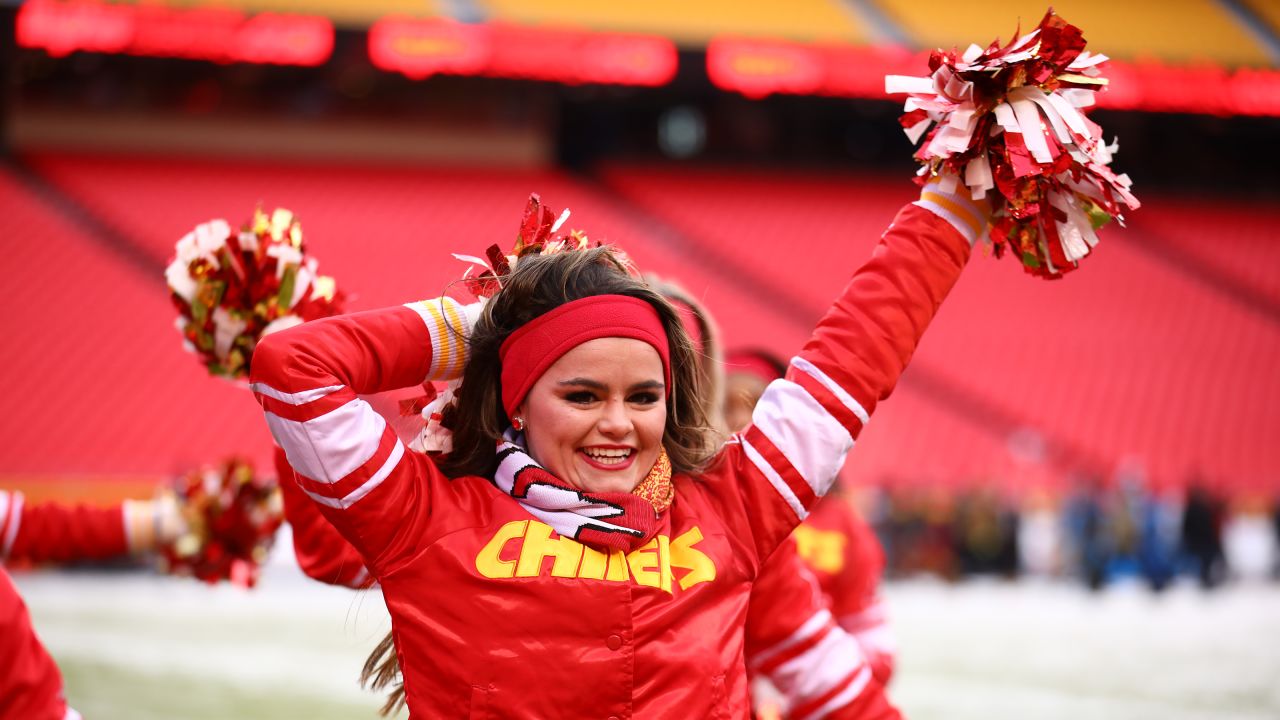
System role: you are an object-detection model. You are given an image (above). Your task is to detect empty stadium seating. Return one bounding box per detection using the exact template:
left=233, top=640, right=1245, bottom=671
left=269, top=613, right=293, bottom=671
left=3, top=154, right=1277, bottom=498
left=0, top=165, right=272, bottom=484
left=1128, top=194, right=1280, bottom=309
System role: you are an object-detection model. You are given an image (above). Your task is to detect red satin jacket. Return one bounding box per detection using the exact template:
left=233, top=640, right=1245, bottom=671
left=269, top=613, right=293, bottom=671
left=252, top=202, right=974, bottom=718
left=0, top=490, right=131, bottom=567
left=793, top=495, right=895, bottom=683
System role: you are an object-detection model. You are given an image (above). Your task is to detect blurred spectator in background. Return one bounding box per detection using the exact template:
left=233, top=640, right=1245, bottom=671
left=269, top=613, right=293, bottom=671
left=1017, top=489, right=1062, bottom=578
left=1135, top=487, right=1181, bottom=592
left=1064, top=475, right=1112, bottom=590
left=1115, top=460, right=1180, bottom=592
left=883, top=486, right=958, bottom=580
left=1222, top=495, right=1276, bottom=583
left=1182, top=481, right=1227, bottom=589
left=1274, top=498, right=1280, bottom=580
left=953, top=487, right=1018, bottom=578
left=852, top=465, right=1280, bottom=593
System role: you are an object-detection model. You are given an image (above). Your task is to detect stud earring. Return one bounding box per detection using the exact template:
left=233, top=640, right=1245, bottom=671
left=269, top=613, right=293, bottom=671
left=512, top=416, right=525, bottom=431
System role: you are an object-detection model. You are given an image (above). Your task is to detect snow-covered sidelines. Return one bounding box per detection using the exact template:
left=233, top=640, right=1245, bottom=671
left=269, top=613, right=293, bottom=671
left=887, top=578, right=1280, bottom=720
left=15, top=528, right=395, bottom=719
left=12, top=538, right=1280, bottom=720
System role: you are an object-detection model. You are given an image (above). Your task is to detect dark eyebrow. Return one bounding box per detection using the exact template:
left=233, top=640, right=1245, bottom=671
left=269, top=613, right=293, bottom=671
left=557, top=378, right=666, bottom=392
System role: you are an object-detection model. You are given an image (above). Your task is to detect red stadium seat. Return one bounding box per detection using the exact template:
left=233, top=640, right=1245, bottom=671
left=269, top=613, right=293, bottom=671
left=6, top=154, right=1278, bottom=498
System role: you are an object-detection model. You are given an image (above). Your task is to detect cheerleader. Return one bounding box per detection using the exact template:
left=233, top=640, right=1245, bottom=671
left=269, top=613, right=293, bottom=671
left=267, top=270, right=885, bottom=718
left=0, top=474, right=278, bottom=718
left=0, top=489, right=180, bottom=720
left=727, top=351, right=897, bottom=685
left=250, top=175, right=987, bottom=717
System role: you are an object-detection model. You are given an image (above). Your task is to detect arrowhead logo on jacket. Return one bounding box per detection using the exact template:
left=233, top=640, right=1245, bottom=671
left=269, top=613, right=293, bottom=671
left=475, top=520, right=716, bottom=594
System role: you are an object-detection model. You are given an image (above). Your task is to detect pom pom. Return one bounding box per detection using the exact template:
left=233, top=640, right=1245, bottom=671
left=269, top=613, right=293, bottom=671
left=166, top=207, right=344, bottom=379
left=157, top=458, right=284, bottom=588
left=886, top=9, right=1140, bottom=278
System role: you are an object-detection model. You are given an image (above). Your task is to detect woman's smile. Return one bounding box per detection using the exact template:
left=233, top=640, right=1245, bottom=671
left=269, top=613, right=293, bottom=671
left=578, top=445, right=637, bottom=471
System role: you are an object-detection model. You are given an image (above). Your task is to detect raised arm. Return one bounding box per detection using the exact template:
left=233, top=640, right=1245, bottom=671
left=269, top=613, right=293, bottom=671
left=725, top=180, right=989, bottom=559
left=250, top=297, right=478, bottom=572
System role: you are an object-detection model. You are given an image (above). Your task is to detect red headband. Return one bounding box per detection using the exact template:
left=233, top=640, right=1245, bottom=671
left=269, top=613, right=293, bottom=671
left=499, top=295, right=671, bottom=418
left=725, top=350, right=785, bottom=384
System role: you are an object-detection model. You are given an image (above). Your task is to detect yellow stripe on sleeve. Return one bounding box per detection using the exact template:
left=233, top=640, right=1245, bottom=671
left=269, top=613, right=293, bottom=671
left=920, top=190, right=983, bottom=240
left=425, top=301, right=452, bottom=379
left=440, top=298, right=469, bottom=380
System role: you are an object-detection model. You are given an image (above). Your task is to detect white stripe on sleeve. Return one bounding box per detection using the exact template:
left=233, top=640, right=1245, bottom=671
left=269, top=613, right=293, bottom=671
left=0, top=490, right=9, bottom=539
left=750, top=608, right=832, bottom=670
left=752, top=379, right=853, bottom=499
left=265, top=398, right=388, bottom=484
left=301, top=441, right=405, bottom=509
left=741, top=436, right=808, bottom=521
left=2, top=491, right=23, bottom=559
left=852, top=624, right=898, bottom=658
left=789, top=356, right=870, bottom=426
left=250, top=382, right=345, bottom=406
left=775, top=627, right=868, bottom=709
left=805, top=666, right=873, bottom=720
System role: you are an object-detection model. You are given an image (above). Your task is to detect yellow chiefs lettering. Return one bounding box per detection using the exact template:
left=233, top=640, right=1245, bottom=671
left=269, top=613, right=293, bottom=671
left=793, top=524, right=847, bottom=574
left=475, top=520, right=716, bottom=594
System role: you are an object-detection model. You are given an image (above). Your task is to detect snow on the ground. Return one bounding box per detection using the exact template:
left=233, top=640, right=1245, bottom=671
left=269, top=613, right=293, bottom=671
left=13, top=553, right=1280, bottom=720
left=885, top=577, right=1280, bottom=720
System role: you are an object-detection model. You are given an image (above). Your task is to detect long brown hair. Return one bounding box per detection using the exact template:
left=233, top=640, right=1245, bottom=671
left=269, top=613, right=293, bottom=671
left=644, top=273, right=728, bottom=440
left=361, top=245, right=718, bottom=714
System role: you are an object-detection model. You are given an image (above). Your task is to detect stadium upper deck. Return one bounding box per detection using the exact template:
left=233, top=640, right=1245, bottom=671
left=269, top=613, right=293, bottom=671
left=86, top=0, right=1280, bottom=66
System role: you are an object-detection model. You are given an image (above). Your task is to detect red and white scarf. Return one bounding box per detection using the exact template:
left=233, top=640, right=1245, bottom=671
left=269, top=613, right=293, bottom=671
left=491, top=429, right=673, bottom=554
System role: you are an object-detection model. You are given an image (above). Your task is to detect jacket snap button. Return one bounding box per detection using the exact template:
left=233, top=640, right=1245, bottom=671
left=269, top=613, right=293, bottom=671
left=606, top=634, right=623, bottom=651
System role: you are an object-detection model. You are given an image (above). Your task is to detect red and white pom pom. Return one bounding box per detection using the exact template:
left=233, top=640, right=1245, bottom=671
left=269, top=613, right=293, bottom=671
left=158, top=458, right=284, bottom=588
left=166, top=208, right=344, bottom=379
left=886, top=9, right=1139, bottom=278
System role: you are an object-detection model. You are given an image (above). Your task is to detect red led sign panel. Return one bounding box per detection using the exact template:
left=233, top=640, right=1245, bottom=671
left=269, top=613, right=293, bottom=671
left=707, top=37, right=1280, bottom=118
left=17, top=0, right=334, bottom=67
left=369, top=18, right=678, bottom=87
